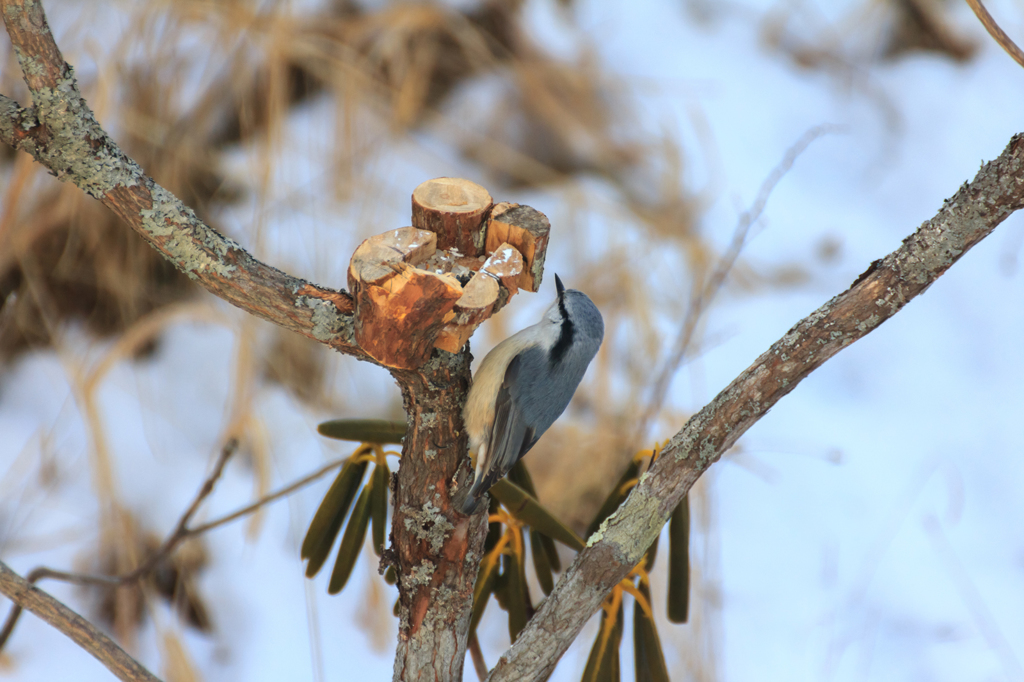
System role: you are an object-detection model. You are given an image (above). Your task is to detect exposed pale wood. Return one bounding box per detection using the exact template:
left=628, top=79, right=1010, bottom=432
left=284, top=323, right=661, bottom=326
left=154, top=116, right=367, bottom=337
left=435, top=274, right=499, bottom=353
left=348, top=228, right=463, bottom=369
left=350, top=227, right=438, bottom=285
left=480, top=242, right=524, bottom=299
left=15, top=4, right=1021, bottom=682
left=434, top=243, right=524, bottom=353
left=452, top=275, right=498, bottom=326
left=412, top=177, right=494, bottom=256
left=1, top=4, right=489, bottom=681
left=485, top=203, right=550, bottom=292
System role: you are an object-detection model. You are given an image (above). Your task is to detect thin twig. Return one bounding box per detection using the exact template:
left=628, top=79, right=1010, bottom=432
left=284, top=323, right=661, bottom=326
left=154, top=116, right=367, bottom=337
left=965, top=0, right=1024, bottom=69
left=638, top=125, right=836, bottom=438
left=185, top=455, right=349, bottom=536
left=0, top=440, right=351, bottom=652
left=0, top=562, right=162, bottom=682
left=121, top=438, right=238, bottom=583
left=489, top=134, right=1024, bottom=681
left=468, top=632, right=488, bottom=681
left=0, top=439, right=238, bottom=651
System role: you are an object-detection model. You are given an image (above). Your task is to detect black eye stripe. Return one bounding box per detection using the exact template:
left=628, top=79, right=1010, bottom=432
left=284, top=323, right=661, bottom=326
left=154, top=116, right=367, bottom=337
left=550, top=295, right=574, bottom=365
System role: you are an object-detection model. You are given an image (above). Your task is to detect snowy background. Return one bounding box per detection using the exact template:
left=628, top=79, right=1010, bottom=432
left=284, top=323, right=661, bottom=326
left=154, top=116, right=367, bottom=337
left=1, top=0, right=1023, bottom=680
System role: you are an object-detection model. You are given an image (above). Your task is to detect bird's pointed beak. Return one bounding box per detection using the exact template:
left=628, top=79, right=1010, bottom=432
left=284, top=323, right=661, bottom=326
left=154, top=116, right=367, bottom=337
left=555, top=273, right=565, bottom=297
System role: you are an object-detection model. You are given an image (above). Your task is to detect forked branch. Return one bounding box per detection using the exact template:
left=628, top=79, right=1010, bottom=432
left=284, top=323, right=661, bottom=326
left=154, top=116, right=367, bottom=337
left=0, top=440, right=356, bottom=654
left=0, top=0, right=363, bottom=358
left=3, top=2, right=1024, bottom=682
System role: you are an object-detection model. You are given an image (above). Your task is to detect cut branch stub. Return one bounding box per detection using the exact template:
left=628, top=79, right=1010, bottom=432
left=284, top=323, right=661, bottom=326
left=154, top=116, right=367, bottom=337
left=481, top=242, right=524, bottom=299
left=435, top=243, right=525, bottom=353
left=353, top=182, right=546, bottom=361
left=412, top=177, right=494, bottom=256
left=348, top=227, right=463, bottom=369
left=485, top=202, right=551, bottom=292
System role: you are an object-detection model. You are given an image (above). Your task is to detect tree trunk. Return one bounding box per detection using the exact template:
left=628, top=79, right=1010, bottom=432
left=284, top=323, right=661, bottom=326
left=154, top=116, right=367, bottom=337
left=390, top=351, right=487, bottom=682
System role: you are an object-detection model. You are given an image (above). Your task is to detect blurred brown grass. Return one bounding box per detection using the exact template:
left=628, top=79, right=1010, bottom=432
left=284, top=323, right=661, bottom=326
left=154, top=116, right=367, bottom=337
left=0, top=0, right=739, bottom=674
left=760, top=0, right=977, bottom=72
left=0, top=0, right=911, bottom=675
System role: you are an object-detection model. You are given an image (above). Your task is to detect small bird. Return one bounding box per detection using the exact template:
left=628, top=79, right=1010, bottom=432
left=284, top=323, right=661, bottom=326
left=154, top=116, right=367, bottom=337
left=454, top=274, right=604, bottom=515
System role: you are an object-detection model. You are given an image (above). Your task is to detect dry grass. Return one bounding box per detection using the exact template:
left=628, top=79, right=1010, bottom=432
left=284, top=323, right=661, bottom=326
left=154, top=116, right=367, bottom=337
left=0, top=0, right=883, bottom=675
left=760, top=0, right=977, bottom=71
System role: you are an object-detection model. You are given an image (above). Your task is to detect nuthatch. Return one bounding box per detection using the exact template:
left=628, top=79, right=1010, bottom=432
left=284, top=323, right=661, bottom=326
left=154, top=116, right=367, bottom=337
left=454, top=274, right=604, bottom=515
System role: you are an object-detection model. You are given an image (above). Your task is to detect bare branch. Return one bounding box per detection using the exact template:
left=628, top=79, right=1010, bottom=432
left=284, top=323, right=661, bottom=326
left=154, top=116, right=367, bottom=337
left=489, top=135, right=1024, bottom=681
left=0, top=3, right=492, bottom=680
left=0, top=440, right=355, bottom=652
left=0, top=562, right=162, bottom=682
left=140, top=439, right=237, bottom=573
left=0, top=0, right=365, bottom=360
left=639, top=125, right=835, bottom=436
left=10, top=2, right=1019, bottom=681
left=965, top=0, right=1024, bottom=69
left=0, top=440, right=239, bottom=649
left=185, top=454, right=348, bottom=536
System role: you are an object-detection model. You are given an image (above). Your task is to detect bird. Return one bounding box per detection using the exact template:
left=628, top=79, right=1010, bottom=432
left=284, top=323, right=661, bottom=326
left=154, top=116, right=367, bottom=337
left=454, top=274, right=604, bottom=515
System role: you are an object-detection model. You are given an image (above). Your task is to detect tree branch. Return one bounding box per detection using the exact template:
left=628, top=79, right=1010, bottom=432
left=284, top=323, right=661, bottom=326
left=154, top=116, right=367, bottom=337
left=0, top=562, right=162, bottom=682
left=639, top=124, right=835, bottom=437
left=488, top=135, right=1024, bottom=680
left=389, top=358, right=488, bottom=682
left=965, top=0, right=1024, bottom=69
left=1, top=3, right=487, bottom=679
left=9, top=2, right=1020, bottom=681
left=0, top=0, right=364, bottom=359
left=0, top=440, right=357, bottom=654
left=0, top=440, right=239, bottom=652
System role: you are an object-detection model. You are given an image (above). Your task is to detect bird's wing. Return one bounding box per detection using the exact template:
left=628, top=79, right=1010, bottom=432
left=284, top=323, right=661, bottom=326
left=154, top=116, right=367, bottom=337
left=471, top=353, right=536, bottom=498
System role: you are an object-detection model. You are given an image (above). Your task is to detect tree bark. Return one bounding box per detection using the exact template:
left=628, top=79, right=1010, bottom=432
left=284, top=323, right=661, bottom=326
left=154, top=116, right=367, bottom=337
left=0, top=0, right=363, bottom=360
left=347, top=228, right=464, bottom=369
left=390, top=356, right=488, bottom=682
left=0, top=562, right=162, bottom=682
left=487, top=133, right=1024, bottom=681
left=1, top=3, right=488, bottom=680
left=484, top=203, right=550, bottom=292
left=4, top=2, right=1024, bottom=682
left=412, top=177, right=494, bottom=256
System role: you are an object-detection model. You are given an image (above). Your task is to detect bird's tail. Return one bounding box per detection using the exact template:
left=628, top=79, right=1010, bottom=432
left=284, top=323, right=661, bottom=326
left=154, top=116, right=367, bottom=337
left=452, top=477, right=487, bottom=515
